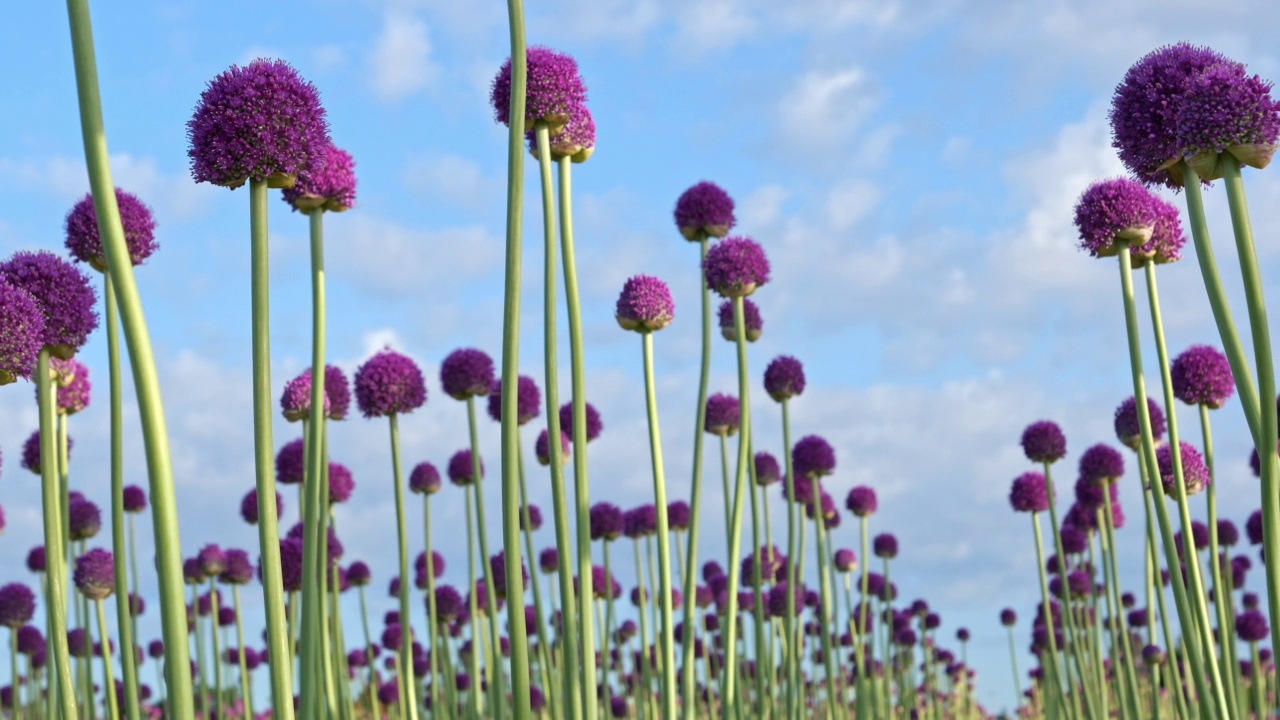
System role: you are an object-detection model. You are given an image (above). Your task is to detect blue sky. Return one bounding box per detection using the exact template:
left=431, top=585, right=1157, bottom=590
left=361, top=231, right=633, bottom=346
left=4, top=0, right=1280, bottom=712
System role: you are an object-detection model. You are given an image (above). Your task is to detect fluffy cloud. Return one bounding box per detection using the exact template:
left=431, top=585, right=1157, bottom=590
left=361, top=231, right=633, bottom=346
left=368, top=10, right=439, bottom=102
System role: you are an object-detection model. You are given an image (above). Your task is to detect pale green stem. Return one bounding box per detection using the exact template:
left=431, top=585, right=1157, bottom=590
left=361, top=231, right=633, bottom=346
left=357, top=586, right=382, bottom=720
left=809, top=483, right=839, bottom=720
left=191, top=586, right=207, bottom=712
left=781, top=400, right=801, bottom=720
left=388, top=414, right=421, bottom=720
left=600, top=542, right=615, bottom=710
left=465, top=486, right=483, bottom=719
left=1041, top=461, right=1099, bottom=719
left=466, top=397, right=507, bottom=718
left=233, top=587, right=254, bottom=720
left=300, top=207, right=329, bottom=720
left=746, top=478, right=766, bottom=718
left=1200, top=404, right=1243, bottom=720
left=1006, top=627, right=1022, bottom=712
left=640, top=332, right=678, bottom=719
left=1250, top=642, right=1264, bottom=718
left=1100, top=501, right=1141, bottom=720
left=209, top=581, right=223, bottom=719
left=632, top=540, right=654, bottom=719
left=422, top=493, right=445, bottom=719
left=94, top=599, right=118, bottom=720
left=719, top=436, right=732, bottom=540
left=1031, top=514, right=1068, bottom=718
left=517, top=445, right=556, bottom=719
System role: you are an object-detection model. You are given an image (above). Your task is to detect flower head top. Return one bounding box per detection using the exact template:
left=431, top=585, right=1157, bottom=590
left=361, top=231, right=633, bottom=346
left=793, top=435, right=836, bottom=479
left=1073, top=178, right=1185, bottom=265
left=616, top=275, right=675, bottom=333
left=354, top=348, right=427, bottom=418
left=21, top=430, right=71, bottom=476
left=589, top=502, right=624, bottom=542
left=409, top=461, right=441, bottom=495
left=440, top=348, right=495, bottom=401
left=447, top=449, right=483, bottom=486
left=0, top=583, right=36, bottom=629
left=667, top=500, right=691, bottom=531
left=491, top=46, right=587, bottom=134
left=275, top=438, right=305, bottom=485
left=1079, top=443, right=1124, bottom=486
left=1177, top=59, right=1280, bottom=175
left=64, top=188, right=158, bottom=272
left=718, top=298, right=762, bottom=342
left=1155, top=440, right=1211, bottom=497
left=0, top=250, right=98, bottom=359
left=328, top=462, right=355, bottom=504
left=221, top=549, right=254, bottom=585
left=0, top=280, right=44, bottom=384
left=1170, top=344, right=1235, bottom=409
left=1237, top=609, right=1270, bottom=643
left=487, top=374, right=541, bottom=425
left=187, top=58, right=330, bottom=189
left=703, top=236, right=770, bottom=298
left=873, top=533, right=898, bottom=559
left=846, top=485, right=878, bottom=518
left=49, top=357, right=91, bottom=415
left=559, top=400, right=603, bottom=442
left=241, top=489, right=282, bottom=525
left=68, top=498, right=101, bottom=541
left=198, top=545, right=227, bottom=577
left=623, top=505, right=657, bottom=539
left=1021, top=420, right=1067, bottom=464
left=1009, top=471, right=1050, bottom=514
left=280, top=368, right=331, bottom=422
left=282, top=143, right=356, bottom=213
left=764, top=355, right=806, bottom=403
left=535, top=427, right=570, bottom=466
left=73, top=548, right=115, bottom=600
left=704, top=393, right=740, bottom=437
left=527, top=105, right=596, bottom=162
left=1114, top=396, right=1166, bottom=450
left=122, top=485, right=147, bottom=513
left=675, top=181, right=736, bottom=241
left=754, top=451, right=781, bottom=486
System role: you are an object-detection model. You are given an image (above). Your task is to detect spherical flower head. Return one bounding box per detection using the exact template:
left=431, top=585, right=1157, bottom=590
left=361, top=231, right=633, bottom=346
left=64, top=188, right=158, bottom=272
left=240, top=488, right=282, bottom=525
left=354, top=348, right=427, bottom=418
left=873, top=533, right=898, bottom=559
left=488, top=551, right=528, bottom=600
left=1219, top=519, right=1240, bottom=547
left=717, top=298, right=762, bottom=343
left=68, top=499, right=101, bottom=541
left=487, top=374, right=541, bottom=425
left=845, top=485, right=878, bottom=518
left=48, top=357, right=91, bottom=415
left=447, top=449, right=483, bottom=486
left=0, top=280, right=45, bottom=384
left=275, top=438, right=305, bottom=485
left=435, top=585, right=464, bottom=622
left=754, top=451, right=781, bottom=486
left=616, top=274, right=675, bottom=333
left=1021, top=420, right=1067, bottom=464
left=1155, top=440, right=1211, bottom=497
left=279, top=368, right=331, bottom=422
left=520, top=503, right=544, bottom=532
left=703, top=236, right=770, bottom=298
left=1171, top=344, right=1235, bottom=408
left=667, top=500, right=691, bottom=531
left=1110, top=43, right=1232, bottom=188
left=347, top=560, right=372, bottom=588
left=282, top=143, right=357, bottom=213
left=590, top=502, right=624, bottom=542
left=1114, top=396, right=1166, bottom=450
left=0, top=584, right=36, bottom=629
left=328, top=462, right=355, bottom=504
left=26, top=546, right=46, bottom=573
left=17, top=626, right=44, bottom=656
left=74, top=548, right=115, bottom=600
left=187, top=58, right=330, bottom=189
left=1238, top=609, right=1270, bottom=643
left=1009, top=471, right=1050, bottom=514
left=703, top=393, right=740, bottom=437
left=1073, top=178, right=1186, bottom=265
left=526, top=102, right=597, bottom=161
left=440, top=348, right=496, bottom=400
left=1141, top=643, right=1165, bottom=666
left=1177, top=60, right=1280, bottom=176
left=1060, top=525, right=1088, bottom=555
left=1000, top=608, right=1017, bottom=627
left=197, top=545, right=227, bottom=578
left=0, top=250, right=98, bottom=359
left=833, top=548, right=857, bottom=573
left=793, top=435, right=836, bottom=479
left=623, top=505, right=657, bottom=539
left=491, top=46, right=587, bottom=132
left=122, top=485, right=147, bottom=514
left=409, top=461, right=441, bottom=495
left=674, top=181, right=736, bottom=241
left=764, top=355, right=806, bottom=402
left=534, top=428, right=570, bottom=467
left=559, top=401, right=603, bottom=442
left=1078, top=443, right=1125, bottom=486
left=220, top=549, right=254, bottom=585
left=538, top=547, right=559, bottom=574
left=67, top=628, right=91, bottom=658
left=264, top=538, right=304, bottom=593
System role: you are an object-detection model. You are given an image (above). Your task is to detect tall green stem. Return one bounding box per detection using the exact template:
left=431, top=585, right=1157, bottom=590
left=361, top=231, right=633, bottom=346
left=1031, top=514, right=1068, bottom=719
left=1200, top=404, right=1243, bottom=719
left=209, top=581, right=223, bottom=719
left=1041, top=462, right=1099, bottom=719
left=300, top=208, right=329, bottom=720
left=467, top=397, right=508, bottom=718
left=233, top=587, right=254, bottom=720
left=1100, top=500, right=1141, bottom=720
left=388, top=414, right=420, bottom=720
left=782, top=400, right=801, bottom=720
left=517, top=445, right=555, bottom=718
left=640, top=332, right=678, bottom=718
left=809, top=484, right=838, bottom=719
left=422, top=493, right=445, bottom=719
left=357, top=585, right=382, bottom=720
left=1006, top=627, right=1022, bottom=713
left=94, top=599, right=118, bottom=720
left=464, top=483, right=483, bottom=719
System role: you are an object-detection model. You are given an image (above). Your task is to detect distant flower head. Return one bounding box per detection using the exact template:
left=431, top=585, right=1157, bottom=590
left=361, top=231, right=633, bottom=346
left=520, top=503, right=544, bottom=532
left=535, top=427, right=570, bottom=466
left=559, top=401, right=603, bottom=442
left=282, top=143, right=357, bottom=213
left=74, top=548, right=115, bottom=600
left=1009, top=471, right=1050, bottom=514
left=440, top=348, right=495, bottom=400
left=1177, top=59, right=1280, bottom=174
left=435, top=584, right=464, bottom=622
left=667, top=500, right=691, bottom=531
left=0, top=583, right=36, bottom=628
left=1073, top=178, right=1185, bottom=265
left=764, top=355, right=806, bottom=402
left=68, top=498, right=101, bottom=541
left=488, top=551, right=528, bottom=600
left=275, top=438, right=305, bottom=485
left=328, top=462, right=355, bottom=504
left=1114, top=396, right=1166, bottom=450
left=26, top=546, right=46, bottom=573
left=718, top=298, right=762, bottom=342
left=833, top=548, right=857, bottom=573
left=1155, top=441, right=1211, bottom=497
left=198, top=545, right=227, bottom=577
left=1021, top=421, right=1067, bottom=464
left=221, top=549, right=254, bottom=585
left=17, top=626, right=44, bottom=656
left=279, top=368, right=331, bottom=422
left=409, top=461, right=441, bottom=495
left=0, top=250, right=98, bottom=359
left=623, top=505, right=657, bottom=539
left=703, top=236, right=770, bottom=298
left=793, top=435, right=836, bottom=479
left=1238, top=609, right=1270, bottom=643
left=261, top=538, right=304, bottom=593
left=347, top=561, right=372, bottom=587
left=538, top=548, right=559, bottom=574
left=526, top=103, right=597, bottom=161
left=616, top=275, right=675, bottom=333
left=64, top=188, right=158, bottom=271
left=487, top=374, right=541, bottom=425
left=23, top=430, right=74, bottom=476
left=846, top=486, right=878, bottom=518
left=0, top=280, right=44, bottom=384
left=48, top=357, right=91, bottom=415
left=590, top=502, right=624, bottom=542
left=703, top=393, right=740, bottom=436
left=674, top=181, right=736, bottom=241
left=1079, top=443, right=1125, bottom=486
left=187, top=58, right=330, bottom=189
left=1219, top=519, right=1240, bottom=547
left=448, top=449, right=483, bottom=486
left=1000, top=608, right=1018, bottom=627
left=1060, top=525, right=1088, bottom=555
left=754, top=451, right=781, bottom=486
left=491, top=46, right=588, bottom=133
left=873, top=533, right=898, bottom=559
left=240, top=489, right=282, bottom=525
left=122, top=485, right=147, bottom=513
left=1170, top=344, right=1235, bottom=408
left=354, top=348, right=427, bottom=418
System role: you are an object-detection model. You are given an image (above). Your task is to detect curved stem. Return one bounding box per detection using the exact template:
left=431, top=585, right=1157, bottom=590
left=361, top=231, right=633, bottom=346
left=467, top=397, right=507, bottom=718
left=641, top=332, right=678, bottom=718
left=300, top=208, right=328, bottom=720
left=1031, top=514, right=1068, bottom=718
left=388, top=414, right=420, bottom=720
left=1201, top=405, right=1243, bottom=719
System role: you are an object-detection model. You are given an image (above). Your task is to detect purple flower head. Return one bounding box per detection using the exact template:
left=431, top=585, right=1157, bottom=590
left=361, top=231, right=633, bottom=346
left=1065, top=570, right=1092, bottom=598
left=279, top=368, right=331, bottom=423
left=1021, top=421, right=1067, bottom=464
left=590, top=502, right=624, bottom=542
left=275, top=438, right=305, bottom=485
left=1171, top=344, right=1235, bottom=409
left=623, top=504, right=657, bottom=539
left=0, top=583, right=36, bottom=629
left=221, top=549, right=254, bottom=585
left=67, top=628, right=91, bottom=658
left=440, top=348, right=496, bottom=400
left=704, top=393, right=740, bottom=436
left=833, top=548, right=857, bottom=573
left=764, top=355, right=806, bottom=403
left=48, top=357, right=91, bottom=415
left=1000, top=608, right=1017, bottom=627
left=793, top=435, right=836, bottom=479
left=347, top=561, right=372, bottom=587
left=520, top=503, right=543, bottom=532
left=328, top=462, right=355, bottom=504
left=409, top=461, right=441, bottom=495
left=491, top=46, right=588, bottom=132
left=187, top=58, right=330, bottom=189
left=487, top=374, right=541, bottom=425
left=447, top=449, right=483, bottom=486
left=198, top=544, right=227, bottom=577
left=1219, top=519, right=1240, bottom=547
left=17, top=626, right=44, bottom=656
left=122, top=485, right=147, bottom=513
left=282, top=143, right=357, bottom=213
left=1114, top=396, right=1166, bottom=450
left=534, top=427, right=570, bottom=466
left=754, top=451, right=781, bottom=486
left=674, top=181, right=736, bottom=241
left=703, top=236, right=770, bottom=298
left=488, top=551, right=528, bottom=600
left=0, top=250, right=98, bottom=359
left=435, top=584, right=464, bottom=622
left=718, top=298, right=762, bottom=342
left=64, top=188, right=158, bottom=272
left=323, top=365, right=352, bottom=420
left=261, top=538, right=304, bottom=593
left=354, top=348, right=427, bottom=418
left=0, top=280, right=44, bottom=383
left=1238, top=609, right=1270, bottom=643
left=873, top=533, right=898, bottom=559
left=1155, top=440, right=1211, bottom=497
left=1079, top=443, right=1125, bottom=486
left=1110, top=43, right=1232, bottom=188
left=559, top=401, right=603, bottom=442
left=1060, top=525, right=1088, bottom=555
left=526, top=103, right=597, bottom=162
left=240, top=488, right=282, bottom=525
left=538, top=547, right=559, bottom=574
left=21, top=430, right=71, bottom=476
left=68, top=498, right=101, bottom=541
left=1073, top=178, right=1186, bottom=265
left=27, top=546, right=46, bottom=573
left=667, top=500, right=691, bottom=531
left=1177, top=60, right=1280, bottom=173
left=74, top=548, right=115, bottom=600
left=616, top=274, right=675, bottom=333
left=1009, top=471, right=1051, bottom=514
left=846, top=485, right=878, bottom=518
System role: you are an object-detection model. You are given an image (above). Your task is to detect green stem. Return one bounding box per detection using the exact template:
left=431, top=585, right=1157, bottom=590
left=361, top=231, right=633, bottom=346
left=632, top=540, right=654, bottom=719
left=209, top=580, right=223, bottom=719
left=1201, top=404, right=1243, bottom=720
left=94, top=599, right=118, bottom=720
left=719, top=436, right=732, bottom=539
left=600, top=543, right=615, bottom=711
left=1101, top=499, right=1141, bottom=720
left=358, top=586, right=382, bottom=720
left=300, top=207, right=329, bottom=720
left=1041, top=462, right=1096, bottom=719
left=746, top=473, right=767, bottom=718
left=640, top=332, right=678, bottom=718
left=465, top=484, right=483, bottom=719
left=233, top=587, right=254, bottom=720
left=517, top=444, right=555, bottom=719
left=422, top=494, right=445, bottom=719
left=388, top=414, right=421, bottom=720
left=782, top=399, right=801, bottom=720
left=8, top=629, right=17, bottom=720
left=467, top=398, right=508, bottom=719
left=1007, top=627, right=1022, bottom=712
left=809, top=483, right=839, bottom=720
left=856, top=516, right=872, bottom=720
left=1031, top=514, right=1068, bottom=719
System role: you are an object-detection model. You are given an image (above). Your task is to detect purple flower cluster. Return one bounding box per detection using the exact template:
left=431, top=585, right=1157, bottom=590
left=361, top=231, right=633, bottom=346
left=1009, top=471, right=1050, bottom=514
left=1078, top=443, right=1124, bottom=486
left=73, top=548, right=115, bottom=600
left=447, top=449, right=483, bottom=486
left=833, top=548, right=857, bottom=573
left=674, top=181, right=736, bottom=241
left=491, top=47, right=587, bottom=132
left=589, top=502, right=624, bottom=542
left=667, top=500, right=691, bottom=531
left=240, top=489, right=282, bottom=525
left=718, top=298, right=762, bottom=342
left=328, top=462, right=355, bottom=504
left=122, top=484, right=147, bottom=513
left=50, top=357, right=92, bottom=415
left=1237, top=609, right=1270, bottom=643
left=616, top=275, right=675, bottom=333
left=535, top=427, right=570, bottom=466
left=440, top=348, right=496, bottom=400
left=282, top=143, right=357, bottom=213
left=221, top=549, right=254, bottom=585
left=623, top=505, right=657, bottom=538
left=764, top=355, right=806, bottom=402
left=409, top=461, right=441, bottom=495
left=703, top=236, right=770, bottom=298
left=64, top=188, right=158, bottom=272
left=846, top=485, right=878, bottom=518
left=1073, top=178, right=1185, bottom=265
left=487, top=374, right=541, bottom=425
left=68, top=498, right=102, bottom=541
left=559, top=401, right=603, bottom=442
left=754, top=451, right=781, bottom=486
left=792, top=435, right=836, bottom=479
left=0, top=250, right=98, bottom=359
left=1020, top=420, right=1067, bottom=464
left=1170, top=344, right=1235, bottom=408
left=1155, top=441, right=1211, bottom=497
left=0, top=583, right=36, bottom=628
left=280, top=368, right=331, bottom=422
left=872, top=533, right=899, bottom=559
left=0, top=279, right=44, bottom=383
left=1178, top=60, right=1280, bottom=170
left=275, top=438, right=305, bottom=485
left=703, top=393, right=740, bottom=437
left=354, top=348, right=427, bottom=418
left=1114, top=396, right=1166, bottom=449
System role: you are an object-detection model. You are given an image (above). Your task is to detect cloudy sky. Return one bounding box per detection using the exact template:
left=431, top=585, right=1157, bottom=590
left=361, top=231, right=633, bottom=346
left=4, top=0, right=1280, bottom=712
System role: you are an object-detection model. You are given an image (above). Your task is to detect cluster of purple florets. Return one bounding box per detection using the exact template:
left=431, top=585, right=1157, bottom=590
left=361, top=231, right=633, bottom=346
left=0, top=583, right=36, bottom=628
left=1008, top=471, right=1050, bottom=514
left=50, top=357, right=92, bottom=415
left=492, top=46, right=588, bottom=132
left=440, top=348, right=496, bottom=400
left=616, top=275, right=676, bottom=333
left=283, top=143, right=357, bottom=212
left=354, top=348, right=427, bottom=418
left=703, top=393, right=740, bottom=436
left=623, top=505, right=657, bottom=539
left=764, top=355, right=806, bottom=402
left=792, top=435, right=836, bottom=479
left=1078, top=443, right=1124, bottom=485
left=1020, top=420, right=1067, bottom=464
left=1073, top=178, right=1185, bottom=264
left=845, top=485, right=878, bottom=518
left=1155, top=441, right=1211, bottom=497
left=589, top=502, right=624, bottom=542
left=0, top=278, right=45, bottom=383
left=718, top=298, right=762, bottom=342
left=703, top=236, right=771, bottom=299
left=409, top=461, right=441, bottom=495
left=534, top=427, right=570, bottom=466
left=487, top=374, right=541, bottom=426
left=64, top=188, right=158, bottom=271
left=73, top=548, right=115, bottom=600
left=328, top=462, right=355, bottom=504
left=753, top=451, right=781, bottom=486
left=675, top=181, right=736, bottom=241
left=1170, top=344, right=1235, bottom=408
left=559, top=400, right=603, bottom=442
left=447, top=449, right=483, bottom=486
left=0, top=250, right=98, bottom=359
left=1114, top=396, right=1166, bottom=449
left=240, top=489, right=282, bottom=526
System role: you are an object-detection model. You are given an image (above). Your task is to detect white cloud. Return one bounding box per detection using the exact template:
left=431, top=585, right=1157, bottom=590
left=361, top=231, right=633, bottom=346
left=368, top=10, right=439, bottom=102
left=671, top=0, right=757, bottom=55
left=325, top=213, right=502, bottom=297
left=402, top=153, right=496, bottom=211
left=776, top=67, right=878, bottom=154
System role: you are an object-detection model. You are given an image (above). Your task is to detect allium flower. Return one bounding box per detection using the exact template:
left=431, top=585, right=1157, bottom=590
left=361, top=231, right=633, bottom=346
left=240, top=489, right=282, bottom=525
left=1155, top=441, right=1211, bottom=497
left=703, top=236, right=770, bottom=298
left=48, top=357, right=91, bottom=415
left=1170, top=344, right=1235, bottom=408
left=718, top=298, right=762, bottom=342
left=279, top=369, right=331, bottom=422
left=674, top=181, right=736, bottom=241
left=122, top=485, right=147, bottom=513
left=1000, top=608, right=1017, bottom=627
left=435, top=585, right=464, bottom=622
left=616, top=275, right=675, bottom=332
left=1219, top=519, right=1240, bottom=547
left=538, top=547, right=559, bottom=574
left=0, top=280, right=44, bottom=384
left=17, top=626, right=44, bottom=656
left=187, top=58, right=330, bottom=189
left=262, top=538, right=304, bottom=593
left=1177, top=60, right=1280, bottom=175
left=1073, top=178, right=1186, bottom=265
left=0, top=250, right=98, bottom=358
left=448, top=449, right=483, bottom=486
left=793, top=435, right=836, bottom=479
left=623, top=505, right=656, bottom=539
left=754, top=451, right=780, bottom=486
left=1009, top=471, right=1050, bottom=514
left=703, top=393, right=740, bottom=437
left=1114, top=396, right=1166, bottom=450
left=846, top=486, right=878, bottom=518
left=440, top=348, right=496, bottom=400
left=1021, top=421, right=1067, bottom=464
left=526, top=104, right=597, bottom=161
left=275, top=438, right=305, bottom=485
left=328, top=462, right=355, bottom=504
left=1238, top=609, right=1270, bottom=643
left=559, top=401, right=603, bottom=442
left=667, top=500, right=691, bottom=531
left=409, top=461, right=441, bottom=495
left=221, top=549, right=254, bottom=585
left=487, top=374, right=541, bottom=425
left=347, top=560, right=372, bottom=587
left=1079, top=443, right=1125, bottom=486
left=68, top=499, right=102, bottom=541
left=354, top=348, right=427, bottom=418
left=282, top=143, right=357, bottom=213
left=1060, top=525, right=1088, bottom=555
left=74, top=549, right=115, bottom=600
left=589, top=502, right=624, bottom=542
left=491, top=46, right=588, bottom=132
left=198, top=545, right=227, bottom=577
left=64, top=189, right=158, bottom=272
left=0, top=584, right=36, bottom=628
left=26, top=546, right=46, bottom=573
left=872, top=533, right=898, bottom=559
left=520, top=503, right=544, bottom=532
left=764, top=355, right=806, bottom=402
left=833, top=549, right=857, bottom=573
left=534, top=428, right=570, bottom=466
left=488, top=551, right=528, bottom=600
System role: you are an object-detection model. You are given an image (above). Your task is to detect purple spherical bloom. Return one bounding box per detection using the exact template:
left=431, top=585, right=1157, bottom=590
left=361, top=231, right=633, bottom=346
left=520, top=503, right=544, bottom=532
left=833, top=548, right=857, bottom=573
left=45, top=357, right=91, bottom=415
left=122, top=485, right=147, bottom=513
left=845, top=485, right=878, bottom=518
left=26, top=546, right=46, bottom=573
left=434, top=584, right=464, bottom=623
left=328, top=462, right=355, bottom=504
left=616, top=274, right=675, bottom=333
left=559, top=401, right=603, bottom=442
left=1009, top=471, right=1050, bottom=514
left=1109, top=43, right=1231, bottom=188
left=1060, top=525, right=1088, bottom=555
left=674, top=181, right=736, bottom=241
left=1155, top=441, right=1211, bottom=497
left=491, top=46, right=588, bottom=131
left=487, top=374, right=541, bottom=425
left=20, top=430, right=70, bottom=476
left=198, top=544, right=227, bottom=578
left=221, top=549, right=254, bottom=586
left=409, top=461, right=441, bottom=495
left=64, top=188, right=158, bottom=272
left=263, top=538, right=304, bottom=593
left=0, top=584, right=36, bottom=629
left=526, top=103, right=597, bottom=162
left=240, top=489, right=282, bottom=525
left=1219, top=519, right=1240, bottom=547
left=347, top=561, right=372, bottom=587
left=1171, top=344, right=1235, bottom=409
left=0, top=250, right=98, bottom=358
left=754, top=451, right=781, bottom=486
left=282, top=143, right=357, bottom=213
left=187, top=58, right=330, bottom=189
left=623, top=505, right=657, bottom=539
left=67, top=628, right=91, bottom=658
left=793, top=435, right=836, bottom=479
left=534, top=427, right=570, bottom=467
left=1177, top=59, right=1280, bottom=173
left=74, top=548, right=115, bottom=600
left=610, top=696, right=628, bottom=718
left=703, top=393, right=740, bottom=437
left=1114, top=396, right=1166, bottom=450
left=538, top=547, right=559, bottom=575
left=1141, top=644, right=1165, bottom=666
left=1000, top=608, right=1017, bottom=627
left=873, top=533, right=898, bottom=559
left=703, top=236, right=770, bottom=299
left=667, top=500, right=690, bottom=531
left=68, top=498, right=101, bottom=541
left=440, top=348, right=496, bottom=400
left=590, top=502, right=624, bottom=542
left=0, top=280, right=44, bottom=384
left=1079, top=443, right=1125, bottom=486
left=447, top=449, right=483, bottom=486
left=1021, top=420, right=1067, bottom=464
left=718, top=298, right=762, bottom=342
left=764, top=355, right=806, bottom=403
left=323, top=365, right=352, bottom=420
left=1238, top=609, right=1270, bottom=643
left=354, top=348, right=427, bottom=418
left=17, top=626, right=44, bottom=656
left=279, top=368, right=331, bottom=423
left=488, top=551, right=528, bottom=600
left=275, top=438, right=305, bottom=485
left=1072, top=178, right=1186, bottom=265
